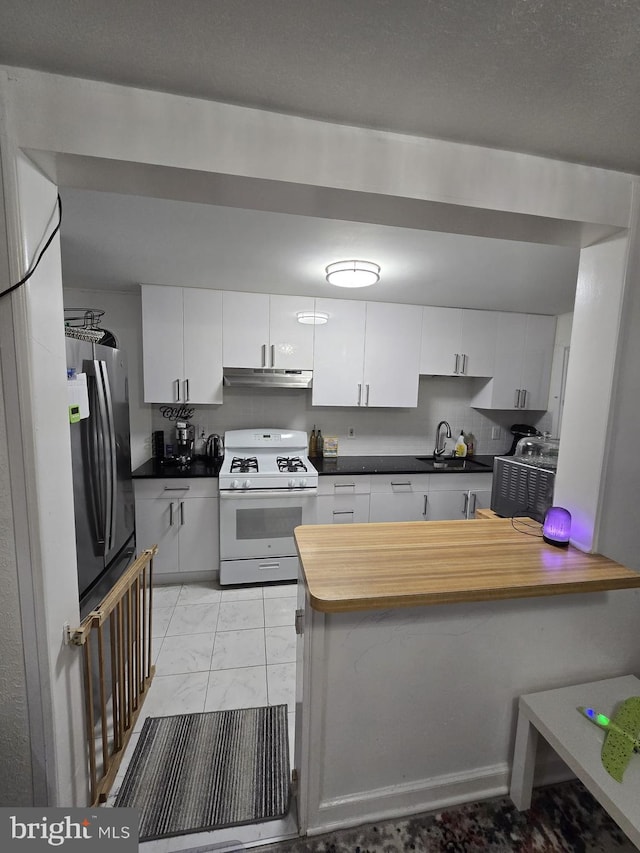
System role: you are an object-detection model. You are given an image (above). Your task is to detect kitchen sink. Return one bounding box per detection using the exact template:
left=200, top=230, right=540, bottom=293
left=415, top=456, right=492, bottom=471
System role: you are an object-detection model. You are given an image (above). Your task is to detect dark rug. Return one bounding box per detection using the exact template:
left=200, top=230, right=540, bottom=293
left=259, top=780, right=636, bottom=852
left=114, top=705, right=290, bottom=841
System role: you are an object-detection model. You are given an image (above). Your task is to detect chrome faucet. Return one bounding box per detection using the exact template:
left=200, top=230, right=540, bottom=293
left=434, top=420, right=452, bottom=458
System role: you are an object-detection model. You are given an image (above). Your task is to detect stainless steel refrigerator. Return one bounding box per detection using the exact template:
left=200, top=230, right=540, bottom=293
left=66, top=336, right=136, bottom=618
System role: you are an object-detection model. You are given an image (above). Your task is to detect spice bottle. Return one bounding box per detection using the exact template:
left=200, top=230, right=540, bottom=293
left=316, top=427, right=324, bottom=457
left=309, top=426, right=317, bottom=457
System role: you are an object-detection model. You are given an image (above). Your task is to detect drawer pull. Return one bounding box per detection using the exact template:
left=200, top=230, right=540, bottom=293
left=163, top=486, right=191, bottom=491
left=334, top=483, right=356, bottom=490
left=391, top=481, right=412, bottom=487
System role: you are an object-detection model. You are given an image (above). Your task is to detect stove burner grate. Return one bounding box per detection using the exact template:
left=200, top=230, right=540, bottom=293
left=230, top=456, right=259, bottom=474
left=277, top=456, right=308, bottom=473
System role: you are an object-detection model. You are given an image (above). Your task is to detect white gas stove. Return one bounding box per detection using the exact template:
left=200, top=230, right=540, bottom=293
left=218, top=429, right=318, bottom=492
left=218, top=429, right=318, bottom=585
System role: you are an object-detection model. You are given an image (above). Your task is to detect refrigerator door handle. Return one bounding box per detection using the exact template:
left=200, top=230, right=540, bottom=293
left=95, top=360, right=118, bottom=553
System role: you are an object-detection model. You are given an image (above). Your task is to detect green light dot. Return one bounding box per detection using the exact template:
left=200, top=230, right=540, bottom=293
left=596, top=714, right=610, bottom=726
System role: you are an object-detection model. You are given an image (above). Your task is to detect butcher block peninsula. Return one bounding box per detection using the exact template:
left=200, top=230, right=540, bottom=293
left=292, top=518, right=640, bottom=836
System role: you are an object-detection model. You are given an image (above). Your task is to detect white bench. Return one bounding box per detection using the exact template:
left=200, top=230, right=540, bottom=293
left=510, top=674, right=640, bottom=848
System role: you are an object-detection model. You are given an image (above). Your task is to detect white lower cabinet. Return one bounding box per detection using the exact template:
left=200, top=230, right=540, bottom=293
left=317, top=476, right=371, bottom=524
left=425, top=474, right=494, bottom=521
left=134, top=479, right=219, bottom=577
left=368, top=475, right=430, bottom=522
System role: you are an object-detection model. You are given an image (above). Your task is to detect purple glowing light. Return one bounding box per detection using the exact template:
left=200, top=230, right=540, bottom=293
left=543, top=506, right=572, bottom=547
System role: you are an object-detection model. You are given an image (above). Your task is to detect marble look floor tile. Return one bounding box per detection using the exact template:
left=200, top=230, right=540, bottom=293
left=166, top=602, right=220, bottom=636
left=176, top=583, right=222, bottom=606
left=151, top=584, right=182, bottom=608
left=151, top=607, right=174, bottom=638
left=134, top=672, right=208, bottom=731
left=265, top=626, right=297, bottom=665
left=219, top=585, right=263, bottom=602
left=217, top=599, right=265, bottom=632
left=263, top=582, right=297, bottom=599
left=211, top=628, right=266, bottom=670
left=204, top=666, right=268, bottom=712
left=264, top=596, right=297, bottom=627
left=154, top=632, right=215, bottom=675
left=267, top=662, right=296, bottom=711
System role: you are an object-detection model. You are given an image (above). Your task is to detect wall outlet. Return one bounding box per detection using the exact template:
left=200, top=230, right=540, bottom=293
left=347, top=426, right=356, bottom=438
left=491, top=426, right=501, bottom=440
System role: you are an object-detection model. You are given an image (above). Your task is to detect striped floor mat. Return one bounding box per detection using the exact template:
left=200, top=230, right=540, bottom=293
left=114, top=705, right=290, bottom=841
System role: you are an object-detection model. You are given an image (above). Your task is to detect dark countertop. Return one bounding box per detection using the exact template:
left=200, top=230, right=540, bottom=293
left=310, top=454, right=495, bottom=475
left=132, top=454, right=496, bottom=479
left=132, top=457, right=222, bottom=478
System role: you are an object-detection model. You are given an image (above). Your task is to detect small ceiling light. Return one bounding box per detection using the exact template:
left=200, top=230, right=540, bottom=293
left=296, top=310, right=329, bottom=325
left=325, top=260, right=380, bottom=288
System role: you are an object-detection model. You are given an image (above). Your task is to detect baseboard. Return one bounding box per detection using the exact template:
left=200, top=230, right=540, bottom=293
left=307, top=757, right=577, bottom=836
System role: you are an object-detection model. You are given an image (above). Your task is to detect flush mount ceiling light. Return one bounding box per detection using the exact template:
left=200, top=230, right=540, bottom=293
left=296, top=310, right=329, bottom=325
left=325, top=260, right=380, bottom=288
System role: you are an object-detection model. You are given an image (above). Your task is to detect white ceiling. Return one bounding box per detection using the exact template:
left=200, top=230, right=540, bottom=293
left=60, top=189, right=580, bottom=314
left=8, top=0, right=633, bottom=313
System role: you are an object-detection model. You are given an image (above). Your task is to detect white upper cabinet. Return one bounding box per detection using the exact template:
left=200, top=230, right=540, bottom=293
left=420, top=307, right=497, bottom=376
left=312, top=298, right=422, bottom=407
left=222, top=291, right=315, bottom=369
left=142, top=285, right=223, bottom=404
left=471, top=312, right=556, bottom=410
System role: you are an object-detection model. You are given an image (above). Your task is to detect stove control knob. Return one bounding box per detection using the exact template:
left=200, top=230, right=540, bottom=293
left=288, top=478, right=296, bottom=489
left=243, top=479, right=251, bottom=489
left=232, top=479, right=240, bottom=489
left=299, top=478, right=307, bottom=488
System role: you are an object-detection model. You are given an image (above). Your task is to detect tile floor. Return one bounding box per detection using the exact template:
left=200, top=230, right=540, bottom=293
left=108, top=579, right=299, bottom=851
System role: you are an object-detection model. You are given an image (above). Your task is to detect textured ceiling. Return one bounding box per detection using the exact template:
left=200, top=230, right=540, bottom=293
left=2, top=0, right=640, bottom=173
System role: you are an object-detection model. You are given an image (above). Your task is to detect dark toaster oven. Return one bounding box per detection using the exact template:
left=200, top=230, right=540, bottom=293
left=490, top=456, right=555, bottom=523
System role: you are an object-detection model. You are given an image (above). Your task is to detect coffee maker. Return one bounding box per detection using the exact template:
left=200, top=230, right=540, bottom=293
left=175, top=421, right=195, bottom=466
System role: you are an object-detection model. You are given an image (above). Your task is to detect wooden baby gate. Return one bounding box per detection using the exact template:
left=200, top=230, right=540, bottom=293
left=71, top=545, right=158, bottom=805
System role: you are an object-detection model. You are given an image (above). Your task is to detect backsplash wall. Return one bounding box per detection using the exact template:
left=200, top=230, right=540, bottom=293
left=151, top=377, right=552, bottom=459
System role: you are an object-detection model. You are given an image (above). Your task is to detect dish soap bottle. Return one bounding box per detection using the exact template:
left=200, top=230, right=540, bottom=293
left=309, top=426, right=317, bottom=457
left=455, top=430, right=467, bottom=457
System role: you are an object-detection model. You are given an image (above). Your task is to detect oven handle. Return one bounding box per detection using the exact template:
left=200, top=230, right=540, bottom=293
left=219, top=488, right=318, bottom=499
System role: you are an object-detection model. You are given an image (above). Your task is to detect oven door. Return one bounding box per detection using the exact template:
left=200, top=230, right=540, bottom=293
left=219, top=488, right=318, bottom=560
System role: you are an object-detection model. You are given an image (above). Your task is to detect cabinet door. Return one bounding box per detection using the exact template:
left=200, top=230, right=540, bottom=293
left=424, top=490, right=469, bottom=521
left=472, top=312, right=527, bottom=409
left=364, top=302, right=422, bottom=407
left=141, top=285, right=184, bottom=403
left=312, top=299, right=367, bottom=406
left=222, top=291, right=270, bottom=368
left=183, top=288, right=223, bottom=404
left=519, top=315, right=557, bottom=410
left=269, top=294, right=315, bottom=370
left=317, top=494, right=370, bottom=524
left=369, top=491, right=428, bottom=522
left=420, top=306, right=462, bottom=375
left=135, top=498, right=180, bottom=574
left=468, top=489, right=492, bottom=518
left=460, top=310, right=497, bottom=377
left=177, top=497, right=219, bottom=575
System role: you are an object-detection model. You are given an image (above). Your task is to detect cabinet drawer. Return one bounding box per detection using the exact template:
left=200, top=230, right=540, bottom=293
left=427, top=473, right=492, bottom=492
left=369, top=474, right=431, bottom=493
left=134, top=478, right=219, bottom=500
left=317, top=494, right=370, bottom=524
left=317, top=475, right=371, bottom=496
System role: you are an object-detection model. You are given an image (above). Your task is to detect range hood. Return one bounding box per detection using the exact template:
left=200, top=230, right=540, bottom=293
left=223, top=368, right=313, bottom=389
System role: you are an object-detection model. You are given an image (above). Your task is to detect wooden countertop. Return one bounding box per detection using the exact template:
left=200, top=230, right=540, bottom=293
left=294, top=519, right=640, bottom=613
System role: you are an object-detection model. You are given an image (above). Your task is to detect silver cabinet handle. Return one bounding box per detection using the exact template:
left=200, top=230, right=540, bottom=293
left=180, top=501, right=185, bottom=525
left=333, top=510, right=355, bottom=521
left=169, top=502, right=174, bottom=526
left=461, top=353, right=468, bottom=375
left=470, top=493, right=477, bottom=515
left=391, top=481, right=412, bottom=488
left=175, top=378, right=181, bottom=401
left=184, top=378, right=190, bottom=401
left=454, top=353, right=460, bottom=374
left=463, top=493, right=469, bottom=517
left=423, top=494, right=428, bottom=517
left=357, top=383, right=362, bottom=406
left=334, top=483, right=356, bottom=490
left=163, top=485, right=191, bottom=491
left=520, top=389, right=527, bottom=408
left=261, top=343, right=267, bottom=367
left=365, top=383, right=370, bottom=406
left=271, top=344, right=275, bottom=367
left=514, top=388, right=520, bottom=408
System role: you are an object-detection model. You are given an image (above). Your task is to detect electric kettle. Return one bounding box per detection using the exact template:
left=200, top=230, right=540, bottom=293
left=206, top=433, right=224, bottom=460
